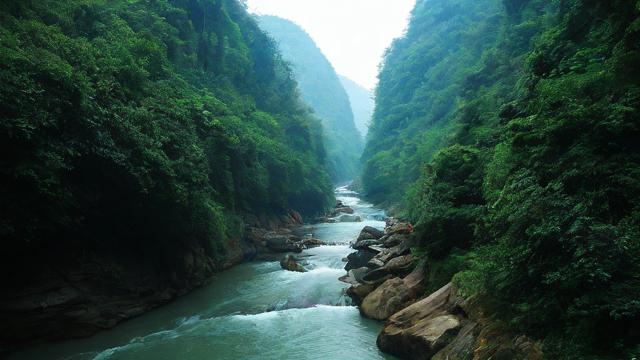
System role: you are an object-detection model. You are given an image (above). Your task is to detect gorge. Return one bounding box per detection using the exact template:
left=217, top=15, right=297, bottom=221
left=1, top=0, right=639, bottom=359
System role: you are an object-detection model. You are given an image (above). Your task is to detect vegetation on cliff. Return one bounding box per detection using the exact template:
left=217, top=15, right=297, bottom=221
left=257, top=15, right=363, bottom=183
left=364, top=0, right=640, bottom=357
left=0, top=0, right=333, bottom=288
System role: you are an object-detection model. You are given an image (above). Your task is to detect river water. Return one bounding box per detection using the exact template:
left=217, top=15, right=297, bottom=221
left=11, top=187, right=396, bottom=360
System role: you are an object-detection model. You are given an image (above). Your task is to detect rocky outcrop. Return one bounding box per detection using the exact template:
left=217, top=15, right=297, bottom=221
left=357, top=226, right=385, bottom=241
left=377, top=283, right=463, bottom=359
left=337, top=214, right=362, bottom=222
left=280, top=255, right=306, bottom=272
left=344, top=249, right=377, bottom=271
left=376, top=282, right=544, bottom=360
left=361, top=278, right=414, bottom=320
left=341, top=219, right=543, bottom=360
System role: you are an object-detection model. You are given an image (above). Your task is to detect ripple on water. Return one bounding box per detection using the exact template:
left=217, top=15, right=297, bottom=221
left=87, top=306, right=393, bottom=360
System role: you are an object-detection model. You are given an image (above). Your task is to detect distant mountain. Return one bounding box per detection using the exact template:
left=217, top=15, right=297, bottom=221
left=258, top=15, right=363, bottom=183
left=339, top=75, right=373, bottom=138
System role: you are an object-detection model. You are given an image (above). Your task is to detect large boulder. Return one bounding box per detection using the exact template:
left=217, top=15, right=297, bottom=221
left=280, top=255, right=306, bottom=272
left=345, top=249, right=377, bottom=271
left=337, top=214, right=362, bottom=222
left=357, top=226, right=385, bottom=241
left=335, top=206, right=355, bottom=214
left=265, top=234, right=303, bottom=253
left=339, top=267, right=370, bottom=286
left=382, top=233, right=409, bottom=248
left=300, top=237, right=326, bottom=248
left=353, top=239, right=382, bottom=250
left=386, top=222, right=413, bottom=236
left=368, top=241, right=412, bottom=267
left=346, top=283, right=376, bottom=305
left=377, top=283, right=462, bottom=359
left=361, top=278, right=413, bottom=320
left=432, top=322, right=479, bottom=360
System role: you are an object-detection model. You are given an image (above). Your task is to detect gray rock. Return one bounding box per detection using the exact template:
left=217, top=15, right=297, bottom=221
left=345, top=249, right=377, bottom=271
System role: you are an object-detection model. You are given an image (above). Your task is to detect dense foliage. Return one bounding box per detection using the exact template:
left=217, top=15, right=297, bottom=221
left=258, top=16, right=363, bottom=183
left=365, top=0, right=640, bottom=357
left=339, top=75, right=373, bottom=139
left=0, top=0, right=333, bottom=280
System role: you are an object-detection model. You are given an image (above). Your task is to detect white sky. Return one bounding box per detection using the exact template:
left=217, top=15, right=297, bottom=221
left=247, top=0, right=416, bottom=91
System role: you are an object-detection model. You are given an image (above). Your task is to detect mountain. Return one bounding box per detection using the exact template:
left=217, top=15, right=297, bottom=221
left=0, top=0, right=333, bottom=343
left=364, top=0, right=640, bottom=357
left=339, top=75, right=373, bottom=138
left=257, top=15, right=363, bottom=183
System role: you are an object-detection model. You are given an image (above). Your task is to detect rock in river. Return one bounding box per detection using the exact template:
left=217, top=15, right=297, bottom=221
left=345, top=249, right=377, bottom=271
left=377, top=283, right=462, bottom=359
left=280, top=255, right=306, bottom=272
left=360, top=278, right=413, bottom=320
left=357, top=226, right=385, bottom=241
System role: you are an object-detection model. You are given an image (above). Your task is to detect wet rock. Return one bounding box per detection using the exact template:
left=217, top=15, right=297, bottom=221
left=383, top=254, right=414, bottom=274
left=265, top=234, right=303, bottom=253
left=367, top=257, right=385, bottom=269
left=382, top=233, right=408, bottom=248
left=361, top=269, right=394, bottom=286
left=432, top=322, right=479, bottom=360
left=280, top=255, right=306, bottom=272
left=377, top=283, right=461, bottom=359
left=345, top=249, right=377, bottom=271
left=386, top=222, right=413, bottom=236
left=369, top=241, right=412, bottom=266
left=357, top=226, right=385, bottom=241
left=337, top=214, right=362, bottom=222
left=339, top=267, right=370, bottom=285
left=346, top=283, right=376, bottom=305
left=361, top=278, right=413, bottom=320
left=335, top=206, right=354, bottom=214
left=300, top=237, right=326, bottom=248
left=353, top=239, right=382, bottom=250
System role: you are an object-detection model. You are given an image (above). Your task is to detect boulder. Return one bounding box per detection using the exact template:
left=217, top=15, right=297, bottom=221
left=265, top=235, right=303, bottom=253
left=361, top=268, right=394, bottom=286
left=335, top=206, right=355, bottom=214
left=386, top=222, right=413, bottom=236
left=339, top=267, right=370, bottom=286
left=377, top=283, right=461, bottom=359
left=353, top=239, right=382, bottom=250
left=346, top=283, right=376, bottom=305
left=382, top=233, right=408, bottom=248
left=432, top=322, right=479, bottom=360
left=337, top=214, right=362, bottom=222
left=300, top=237, right=326, bottom=248
left=369, top=241, right=412, bottom=266
left=280, top=255, right=306, bottom=272
left=361, top=278, right=413, bottom=320
left=344, top=250, right=377, bottom=271
left=383, top=254, right=414, bottom=274
left=357, top=226, right=385, bottom=241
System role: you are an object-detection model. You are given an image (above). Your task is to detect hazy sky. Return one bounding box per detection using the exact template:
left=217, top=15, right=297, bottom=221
left=247, top=0, right=416, bottom=90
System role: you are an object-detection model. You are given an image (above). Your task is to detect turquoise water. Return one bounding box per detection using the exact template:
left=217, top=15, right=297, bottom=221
left=11, top=188, right=396, bottom=360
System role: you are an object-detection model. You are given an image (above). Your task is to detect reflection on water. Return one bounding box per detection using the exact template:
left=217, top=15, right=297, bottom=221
left=10, top=186, right=396, bottom=360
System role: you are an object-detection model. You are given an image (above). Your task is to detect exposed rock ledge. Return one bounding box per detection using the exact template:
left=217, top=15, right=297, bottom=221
left=342, top=219, right=543, bottom=360
left=1, top=210, right=307, bottom=351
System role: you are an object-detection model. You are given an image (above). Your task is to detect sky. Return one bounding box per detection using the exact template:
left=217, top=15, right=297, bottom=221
left=247, top=0, right=416, bottom=91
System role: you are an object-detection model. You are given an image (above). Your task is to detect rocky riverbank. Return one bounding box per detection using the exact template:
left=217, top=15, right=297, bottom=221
left=0, top=210, right=310, bottom=352
left=342, top=220, right=544, bottom=360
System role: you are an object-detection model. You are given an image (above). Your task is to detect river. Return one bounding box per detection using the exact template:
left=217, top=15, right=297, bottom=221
left=10, top=186, right=396, bottom=360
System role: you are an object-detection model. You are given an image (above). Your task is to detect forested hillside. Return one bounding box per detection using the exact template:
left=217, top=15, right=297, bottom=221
left=0, top=0, right=333, bottom=342
left=364, top=0, right=640, bottom=357
left=339, top=75, right=373, bottom=138
left=258, top=16, right=363, bottom=183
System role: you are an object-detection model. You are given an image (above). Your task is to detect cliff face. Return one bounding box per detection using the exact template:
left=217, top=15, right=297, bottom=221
left=0, top=0, right=333, bottom=347
left=363, top=0, right=640, bottom=357
left=258, top=15, right=364, bottom=183
left=339, top=75, right=373, bottom=139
